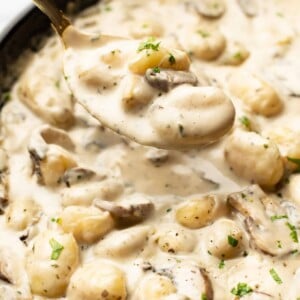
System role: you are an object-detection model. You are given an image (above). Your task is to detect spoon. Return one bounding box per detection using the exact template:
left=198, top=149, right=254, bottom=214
left=32, top=0, right=235, bottom=149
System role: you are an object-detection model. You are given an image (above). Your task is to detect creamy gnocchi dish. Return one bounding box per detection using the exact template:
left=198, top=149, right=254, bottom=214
left=2, top=0, right=300, bottom=299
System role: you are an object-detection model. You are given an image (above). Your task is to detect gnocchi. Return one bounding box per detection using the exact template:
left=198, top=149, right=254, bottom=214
left=60, top=206, right=114, bottom=244
left=129, top=44, right=191, bottom=75
left=6, top=198, right=40, bottom=231
left=136, top=274, right=176, bottom=300
left=179, top=27, right=226, bottom=61
left=228, top=71, right=283, bottom=117
left=176, top=195, right=217, bottom=229
left=67, top=261, right=127, bottom=300
left=263, top=127, right=300, bottom=172
left=17, top=49, right=74, bottom=128
left=225, top=129, right=284, bottom=189
left=206, top=219, right=244, bottom=259
left=155, top=225, right=196, bottom=254
left=61, top=179, right=124, bottom=206
left=26, top=230, right=79, bottom=297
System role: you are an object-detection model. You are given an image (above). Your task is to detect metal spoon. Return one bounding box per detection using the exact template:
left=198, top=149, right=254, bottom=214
left=31, top=0, right=235, bottom=150
left=32, top=0, right=71, bottom=36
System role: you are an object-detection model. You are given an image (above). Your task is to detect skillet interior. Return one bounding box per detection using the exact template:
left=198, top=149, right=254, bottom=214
left=0, top=0, right=98, bottom=106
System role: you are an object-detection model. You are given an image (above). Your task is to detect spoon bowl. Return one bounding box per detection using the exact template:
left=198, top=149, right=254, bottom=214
left=32, top=0, right=235, bottom=150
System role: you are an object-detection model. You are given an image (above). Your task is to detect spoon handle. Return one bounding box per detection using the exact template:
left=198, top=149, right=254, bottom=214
left=32, top=0, right=71, bottom=35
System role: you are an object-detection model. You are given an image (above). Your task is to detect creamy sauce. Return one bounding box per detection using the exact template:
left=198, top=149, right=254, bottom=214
left=1, top=0, right=300, bottom=299
left=63, top=26, right=235, bottom=148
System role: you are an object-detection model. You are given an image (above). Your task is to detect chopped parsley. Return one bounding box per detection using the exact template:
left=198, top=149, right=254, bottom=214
left=168, top=53, right=176, bottom=65
left=287, top=157, right=300, bottom=171
left=233, top=51, right=242, bottom=60
left=55, top=80, right=60, bottom=89
left=228, top=235, right=239, bottom=247
left=286, top=222, right=299, bottom=243
left=104, top=5, right=112, bottom=12
left=1, top=92, right=11, bottom=103
left=276, top=240, right=282, bottom=248
left=197, top=29, right=210, bottom=38
left=201, top=294, right=207, bottom=300
left=270, top=215, right=288, bottom=222
left=49, top=238, right=64, bottom=260
left=231, top=282, right=253, bottom=297
left=269, top=268, right=283, bottom=284
left=239, top=116, right=251, bottom=129
left=219, top=259, right=225, bottom=269
left=166, top=208, right=172, bottom=213
left=138, top=37, right=161, bottom=52
left=276, top=12, right=284, bottom=18
left=51, top=217, right=62, bottom=225
left=152, top=67, right=161, bottom=73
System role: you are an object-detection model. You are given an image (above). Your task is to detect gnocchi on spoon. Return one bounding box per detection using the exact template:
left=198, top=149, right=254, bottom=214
left=33, top=0, right=235, bottom=149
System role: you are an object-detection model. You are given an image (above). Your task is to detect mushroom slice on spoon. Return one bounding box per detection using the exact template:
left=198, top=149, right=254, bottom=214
left=33, top=0, right=235, bottom=149
left=228, top=185, right=299, bottom=256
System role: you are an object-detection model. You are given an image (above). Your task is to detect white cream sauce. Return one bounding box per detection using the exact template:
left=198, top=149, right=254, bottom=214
left=1, top=0, right=300, bottom=299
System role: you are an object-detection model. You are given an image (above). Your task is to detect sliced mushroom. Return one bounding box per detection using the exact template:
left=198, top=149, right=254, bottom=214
left=145, top=148, right=169, bottom=165
left=145, top=69, right=198, bottom=92
left=94, top=196, right=154, bottom=226
left=28, top=125, right=75, bottom=160
left=0, top=197, right=8, bottom=216
left=0, top=262, right=13, bottom=284
left=28, top=126, right=76, bottom=185
left=195, top=0, right=226, bottom=18
left=172, top=263, right=213, bottom=300
left=138, top=261, right=213, bottom=300
left=228, top=185, right=298, bottom=256
left=58, top=167, right=96, bottom=187
left=0, top=148, right=8, bottom=174
left=237, top=0, right=258, bottom=18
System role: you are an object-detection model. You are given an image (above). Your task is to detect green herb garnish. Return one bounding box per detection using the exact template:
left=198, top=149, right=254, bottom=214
left=152, top=67, right=161, bottom=73
left=201, top=294, right=207, bottom=300
left=287, top=157, right=300, bottom=171
left=231, top=282, right=253, bottom=297
left=1, top=92, right=11, bottom=103
left=104, top=5, right=112, bottom=11
left=197, top=30, right=210, bottom=38
left=51, top=217, right=62, bottom=225
left=286, top=222, right=299, bottom=243
left=239, top=116, right=251, bottom=129
left=269, top=268, right=283, bottom=284
left=228, top=235, right=239, bottom=247
left=219, top=259, right=225, bottom=269
left=233, top=51, right=242, bottom=60
left=49, top=238, right=64, bottom=260
left=138, top=37, right=161, bottom=52
left=168, top=53, right=176, bottom=65
left=270, top=215, right=288, bottom=222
